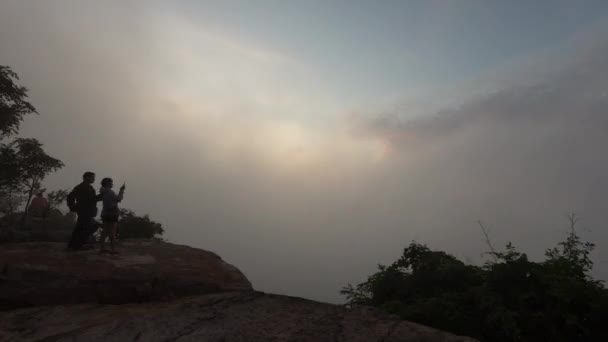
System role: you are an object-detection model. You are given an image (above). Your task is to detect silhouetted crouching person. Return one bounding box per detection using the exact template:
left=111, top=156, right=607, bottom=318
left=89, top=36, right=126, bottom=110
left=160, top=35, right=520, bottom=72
left=29, top=190, right=49, bottom=218
left=67, top=172, right=102, bottom=250
left=29, top=189, right=49, bottom=231
left=99, top=178, right=125, bottom=254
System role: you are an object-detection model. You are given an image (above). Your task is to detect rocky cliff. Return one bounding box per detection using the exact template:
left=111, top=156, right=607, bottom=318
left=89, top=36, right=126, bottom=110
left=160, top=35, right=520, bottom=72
left=0, top=240, right=475, bottom=341
left=0, top=240, right=251, bottom=308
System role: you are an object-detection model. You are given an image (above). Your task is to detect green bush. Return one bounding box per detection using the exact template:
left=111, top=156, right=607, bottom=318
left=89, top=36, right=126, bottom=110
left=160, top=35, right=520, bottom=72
left=342, top=215, right=608, bottom=341
left=118, top=208, right=164, bottom=240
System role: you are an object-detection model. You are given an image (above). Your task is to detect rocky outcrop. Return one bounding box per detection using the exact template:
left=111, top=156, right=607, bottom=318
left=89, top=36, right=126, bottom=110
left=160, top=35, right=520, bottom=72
left=0, top=241, right=476, bottom=341
left=0, top=291, right=476, bottom=342
left=0, top=240, right=252, bottom=308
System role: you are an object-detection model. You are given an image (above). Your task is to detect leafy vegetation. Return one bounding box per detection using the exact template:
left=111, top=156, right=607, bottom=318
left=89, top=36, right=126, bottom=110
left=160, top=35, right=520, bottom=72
left=47, top=189, right=69, bottom=212
left=0, top=65, right=37, bottom=139
left=118, top=208, right=165, bottom=240
left=342, top=214, right=608, bottom=341
left=0, top=65, right=63, bottom=229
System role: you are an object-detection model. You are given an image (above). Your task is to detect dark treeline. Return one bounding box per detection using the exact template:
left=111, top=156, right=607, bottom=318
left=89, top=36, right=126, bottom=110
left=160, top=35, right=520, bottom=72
left=342, top=214, right=608, bottom=341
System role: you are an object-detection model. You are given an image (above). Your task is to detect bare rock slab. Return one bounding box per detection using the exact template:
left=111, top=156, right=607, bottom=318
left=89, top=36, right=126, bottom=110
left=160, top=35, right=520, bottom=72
left=0, top=240, right=252, bottom=308
left=0, top=292, right=476, bottom=342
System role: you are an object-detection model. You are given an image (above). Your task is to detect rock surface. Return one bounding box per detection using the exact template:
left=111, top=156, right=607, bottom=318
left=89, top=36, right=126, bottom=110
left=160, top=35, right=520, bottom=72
left=0, top=241, right=476, bottom=341
left=0, top=240, right=252, bottom=308
left=0, top=291, right=476, bottom=342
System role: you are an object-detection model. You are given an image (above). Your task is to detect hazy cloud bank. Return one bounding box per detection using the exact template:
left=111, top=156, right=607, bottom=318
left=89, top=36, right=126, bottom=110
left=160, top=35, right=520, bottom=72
left=2, top=1, right=608, bottom=303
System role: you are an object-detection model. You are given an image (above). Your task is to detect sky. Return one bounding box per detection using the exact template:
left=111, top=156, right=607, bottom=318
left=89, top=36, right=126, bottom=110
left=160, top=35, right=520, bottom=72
left=2, top=0, right=608, bottom=303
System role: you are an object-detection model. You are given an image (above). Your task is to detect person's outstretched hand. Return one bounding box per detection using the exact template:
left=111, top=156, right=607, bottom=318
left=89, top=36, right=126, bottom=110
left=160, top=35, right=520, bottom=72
left=120, top=183, right=126, bottom=191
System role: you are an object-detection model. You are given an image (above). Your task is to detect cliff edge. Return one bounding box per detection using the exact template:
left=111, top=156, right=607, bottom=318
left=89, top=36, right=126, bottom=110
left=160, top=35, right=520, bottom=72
left=0, top=241, right=475, bottom=341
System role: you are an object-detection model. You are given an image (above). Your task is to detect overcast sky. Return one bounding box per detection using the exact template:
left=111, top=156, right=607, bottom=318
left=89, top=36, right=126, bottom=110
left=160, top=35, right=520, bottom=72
left=2, top=0, right=608, bottom=303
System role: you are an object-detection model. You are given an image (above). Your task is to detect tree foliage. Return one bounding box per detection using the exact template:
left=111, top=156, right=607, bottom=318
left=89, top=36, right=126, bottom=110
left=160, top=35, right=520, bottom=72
left=342, top=216, right=608, bottom=341
left=118, top=208, right=164, bottom=240
left=0, top=66, right=63, bottom=229
left=3, top=139, right=64, bottom=229
left=5, top=139, right=64, bottom=192
left=0, top=65, right=37, bottom=140
left=0, top=141, right=21, bottom=191
left=47, top=189, right=69, bottom=212
left=0, top=187, right=26, bottom=217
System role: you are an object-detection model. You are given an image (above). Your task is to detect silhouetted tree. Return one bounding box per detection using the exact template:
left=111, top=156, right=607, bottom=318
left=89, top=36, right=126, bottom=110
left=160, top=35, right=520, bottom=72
left=0, top=140, right=21, bottom=193
left=0, top=65, right=37, bottom=140
left=1, top=139, right=63, bottom=230
left=0, top=184, right=25, bottom=218
left=0, top=66, right=63, bottom=230
left=0, top=140, right=26, bottom=223
left=47, top=189, right=69, bottom=212
left=342, top=215, right=608, bottom=341
left=1, top=65, right=37, bottom=204
left=118, top=208, right=164, bottom=240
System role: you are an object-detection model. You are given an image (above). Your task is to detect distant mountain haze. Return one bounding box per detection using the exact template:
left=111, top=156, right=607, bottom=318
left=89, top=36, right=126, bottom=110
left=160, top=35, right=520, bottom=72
left=2, top=0, right=608, bottom=303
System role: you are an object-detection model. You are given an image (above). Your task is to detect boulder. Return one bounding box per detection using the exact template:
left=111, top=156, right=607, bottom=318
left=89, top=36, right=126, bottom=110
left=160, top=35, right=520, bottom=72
left=0, top=291, right=476, bottom=341
left=0, top=240, right=252, bottom=308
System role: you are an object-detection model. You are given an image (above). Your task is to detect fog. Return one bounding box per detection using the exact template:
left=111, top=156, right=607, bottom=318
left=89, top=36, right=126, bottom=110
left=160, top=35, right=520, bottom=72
left=2, top=1, right=608, bottom=303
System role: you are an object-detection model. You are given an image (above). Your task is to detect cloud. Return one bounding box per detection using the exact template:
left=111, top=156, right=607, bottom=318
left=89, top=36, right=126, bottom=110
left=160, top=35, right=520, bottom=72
left=352, top=31, right=608, bottom=279
left=363, top=64, right=607, bottom=149
left=3, top=1, right=608, bottom=304
left=0, top=1, right=388, bottom=303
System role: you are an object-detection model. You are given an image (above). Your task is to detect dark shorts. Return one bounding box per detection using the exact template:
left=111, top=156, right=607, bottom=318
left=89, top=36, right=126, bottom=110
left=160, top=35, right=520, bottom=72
left=102, top=216, right=118, bottom=224
left=102, top=207, right=119, bottom=223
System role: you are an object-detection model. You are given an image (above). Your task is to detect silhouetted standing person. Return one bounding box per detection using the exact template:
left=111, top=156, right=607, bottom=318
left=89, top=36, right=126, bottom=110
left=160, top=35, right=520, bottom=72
left=99, top=178, right=125, bottom=254
left=67, top=172, right=102, bottom=250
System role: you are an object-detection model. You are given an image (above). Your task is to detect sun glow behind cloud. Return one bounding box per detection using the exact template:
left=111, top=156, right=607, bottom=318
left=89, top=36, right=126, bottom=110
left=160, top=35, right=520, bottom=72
left=133, top=14, right=388, bottom=172
left=4, top=0, right=608, bottom=305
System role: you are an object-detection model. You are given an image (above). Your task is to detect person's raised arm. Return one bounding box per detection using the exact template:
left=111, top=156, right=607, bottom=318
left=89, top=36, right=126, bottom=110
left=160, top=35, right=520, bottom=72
left=116, top=183, right=125, bottom=202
